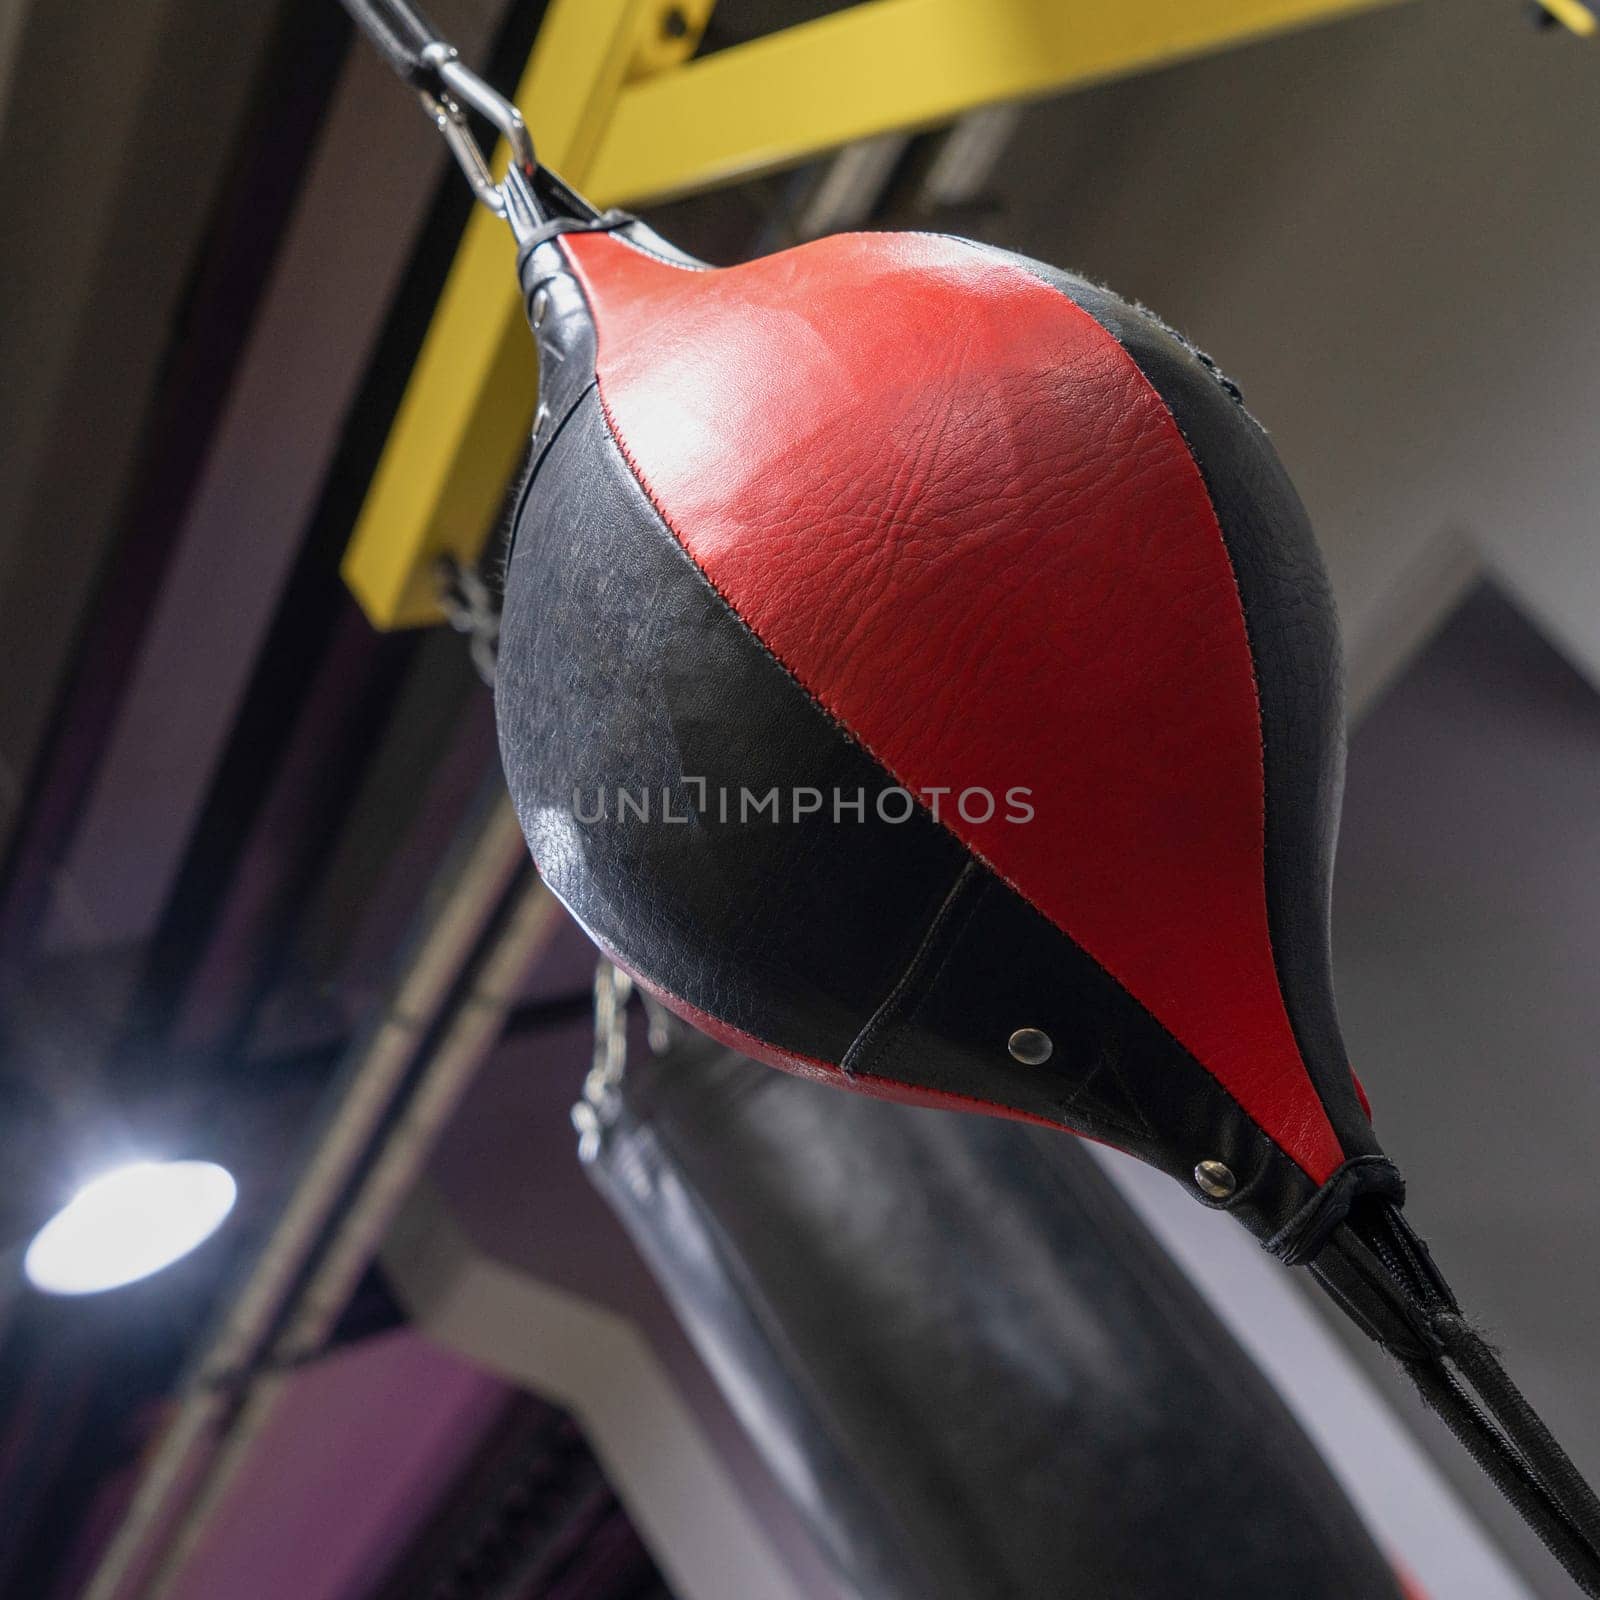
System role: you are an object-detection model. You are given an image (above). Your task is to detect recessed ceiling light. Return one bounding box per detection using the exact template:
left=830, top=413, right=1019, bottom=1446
left=24, top=1159, right=237, bottom=1296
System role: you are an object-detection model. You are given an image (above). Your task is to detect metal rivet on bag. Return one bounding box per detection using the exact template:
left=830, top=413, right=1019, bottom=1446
left=1194, top=1159, right=1237, bottom=1199
left=1008, top=1028, right=1053, bottom=1066
left=531, top=287, right=550, bottom=328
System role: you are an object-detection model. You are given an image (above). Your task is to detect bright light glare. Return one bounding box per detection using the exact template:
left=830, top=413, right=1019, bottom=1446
left=24, top=1159, right=237, bottom=1296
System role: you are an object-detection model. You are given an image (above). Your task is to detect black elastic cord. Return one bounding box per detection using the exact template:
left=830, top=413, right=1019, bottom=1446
left=1436, top=1316, right=1600, bottom=1557
left=337, top=0, right=444, bottom=87
left=1319, top=1203, right=1600, bottom=1596
left=1264, top=1153, right=1406, bottom=1265
left=1406, top=1350, right=1600, bottom=1596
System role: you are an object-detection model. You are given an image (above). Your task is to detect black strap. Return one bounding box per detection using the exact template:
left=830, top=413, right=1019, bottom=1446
left=337, top=0, right=445, bottom=88
left=1263, top=1153, right=1406, bottom=1265
left=1316, top=1202, right=1600, bottom=1595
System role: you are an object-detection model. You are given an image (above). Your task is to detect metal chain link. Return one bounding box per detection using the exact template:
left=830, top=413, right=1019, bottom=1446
left=572, top=960, right=633, bottom=1161
left=436, top=555, right=501, bottom=687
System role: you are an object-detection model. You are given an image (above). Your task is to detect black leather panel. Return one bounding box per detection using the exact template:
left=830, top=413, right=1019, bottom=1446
left=588, top=1038, right=1406, bottom=1600
left=515, top=236, right=600, bottom=490
left=950, top=239, right=1375, bottom=1166
left=843, top=858, right=1323, bottom=1245
left=505, top=221, right=707, bottom=568
left=495, top=386, right=970, bottom=1064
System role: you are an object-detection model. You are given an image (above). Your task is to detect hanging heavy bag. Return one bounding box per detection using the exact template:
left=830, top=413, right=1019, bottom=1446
left=341, top=4, right=1600, bottom=1590
left=580, top=1016, right=1409, bottom=1600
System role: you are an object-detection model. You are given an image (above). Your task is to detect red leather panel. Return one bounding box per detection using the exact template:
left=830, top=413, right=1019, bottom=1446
left=563, top=228, right=1344, bottom=1183
left=1395, top=1565, right=1430, bottom=1600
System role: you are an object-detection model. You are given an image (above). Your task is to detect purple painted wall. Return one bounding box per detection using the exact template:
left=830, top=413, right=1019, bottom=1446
left=163, top=1330, right=509, bottom=1600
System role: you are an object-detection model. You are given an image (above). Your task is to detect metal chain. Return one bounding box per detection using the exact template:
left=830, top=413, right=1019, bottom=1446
left=572, top=960, right=633, bottom=1161
left=639, top=991, right=678, bottom=1054
left=436, top=555, right=500, bottom=686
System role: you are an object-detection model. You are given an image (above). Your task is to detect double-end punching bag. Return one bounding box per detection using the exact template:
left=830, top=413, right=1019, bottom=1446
left=340, top=4, right=1600, bottom=1589
left=580, top=1017, right=1410, bottom=1600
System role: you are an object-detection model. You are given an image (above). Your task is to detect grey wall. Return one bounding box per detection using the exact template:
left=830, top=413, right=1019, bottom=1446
left=1333, top=583, right=1600, bottom=1593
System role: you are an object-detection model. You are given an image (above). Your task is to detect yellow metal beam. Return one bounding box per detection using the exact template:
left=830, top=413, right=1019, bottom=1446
left=343, top=0, right=1416, bottom=629
left=588, top=0, right=1404, bottom=204
left=1537, top=0, right=1597, bottom=35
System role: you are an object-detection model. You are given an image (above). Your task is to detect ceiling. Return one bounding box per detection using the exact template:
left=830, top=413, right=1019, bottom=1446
left=0, top=1, right=1596, bottom=1597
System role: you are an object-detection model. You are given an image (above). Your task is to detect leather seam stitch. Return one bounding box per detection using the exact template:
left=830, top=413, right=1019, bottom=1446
left=871, top=876, right=1150, bottom=1147
left=840, top=858, right=980, bottom=1080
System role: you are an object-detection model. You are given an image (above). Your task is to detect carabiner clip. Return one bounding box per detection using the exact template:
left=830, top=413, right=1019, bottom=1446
left=417, top=42, right=539, bottom=243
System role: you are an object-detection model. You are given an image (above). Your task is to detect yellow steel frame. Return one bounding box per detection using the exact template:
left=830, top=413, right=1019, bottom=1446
left=342, top=0, right=1593, bottom=628
left=1539, top=0, right=1597, bottom=34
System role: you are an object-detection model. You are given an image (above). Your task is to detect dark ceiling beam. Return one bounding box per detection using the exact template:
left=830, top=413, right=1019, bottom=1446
left=0, top=0, right=289, bottom=864
left=0, top=0, right=349, bottom=968
left=116, top=0, right=546, bottom=1057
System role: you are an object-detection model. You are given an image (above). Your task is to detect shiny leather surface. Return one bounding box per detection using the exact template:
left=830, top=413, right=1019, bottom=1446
left=496, top=218, right=1396, bottom=1247
left=496, top=350, right=1335, bottom=1246
left=561, top=227, right=1348, bottom=1185
left=586, top=1037, right=1405, bottom=1600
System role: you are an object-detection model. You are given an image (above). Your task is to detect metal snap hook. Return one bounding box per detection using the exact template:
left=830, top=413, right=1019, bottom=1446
left=416, top=44, right=539, bottom=242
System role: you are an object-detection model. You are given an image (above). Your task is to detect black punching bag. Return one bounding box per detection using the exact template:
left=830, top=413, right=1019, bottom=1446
left=582, top=1032, right=1409, bottom=1600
